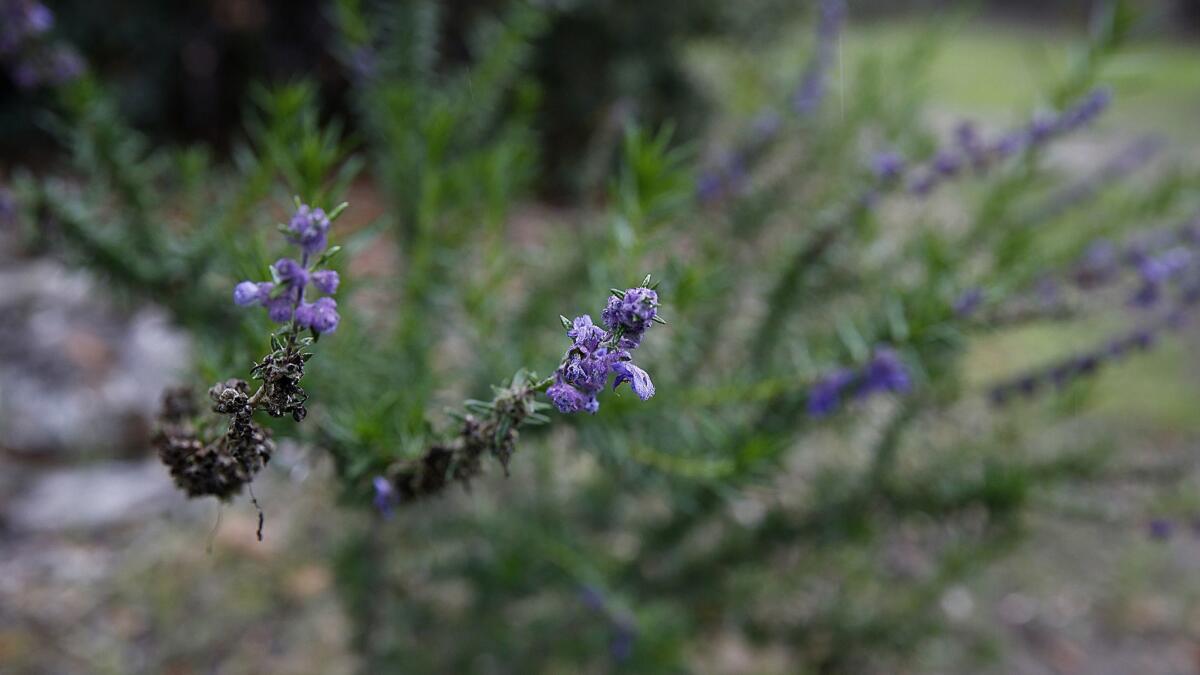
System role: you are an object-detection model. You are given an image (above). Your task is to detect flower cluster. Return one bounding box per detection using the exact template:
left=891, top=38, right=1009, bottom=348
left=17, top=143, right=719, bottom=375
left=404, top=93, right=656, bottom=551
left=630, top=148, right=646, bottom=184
left=547, top=285, right=661, bottom=414
left=867, top=87, right=1113, bottom=200
left=0, top=0, right=83, bottom=89
left=807, top=346, right=912, bottom=418
left=233, top=202, right=342, bottom=334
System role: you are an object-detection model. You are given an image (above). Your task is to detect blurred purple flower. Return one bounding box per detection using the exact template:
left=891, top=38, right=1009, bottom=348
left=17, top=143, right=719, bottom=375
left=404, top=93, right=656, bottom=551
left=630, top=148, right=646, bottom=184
left=1148, top=518, right=1174, bottom=541
left=871, top=151, right=906, bottom=182
left=807, top=368, right=855, bottom=418
left=953, top=288, right=984, bottom=318
left=372, top=476, right=397, bottom=518
left=312, top=269, right=340, bottom=295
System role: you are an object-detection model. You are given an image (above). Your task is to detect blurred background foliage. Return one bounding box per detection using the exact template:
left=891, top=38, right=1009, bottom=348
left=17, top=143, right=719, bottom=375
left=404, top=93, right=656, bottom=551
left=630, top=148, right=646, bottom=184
left=6, top=1, right=1200, bottom=674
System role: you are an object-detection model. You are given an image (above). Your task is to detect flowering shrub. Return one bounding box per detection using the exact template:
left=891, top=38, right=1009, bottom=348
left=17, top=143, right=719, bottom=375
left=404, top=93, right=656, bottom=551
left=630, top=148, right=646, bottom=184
left=7, top=0, right=1195, bottom=672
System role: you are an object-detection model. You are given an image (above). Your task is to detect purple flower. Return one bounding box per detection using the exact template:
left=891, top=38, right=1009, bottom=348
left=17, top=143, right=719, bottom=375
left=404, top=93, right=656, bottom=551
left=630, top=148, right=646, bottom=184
left=567, top=315, right=605, bottom=352
left=696, top=171, right=725, bottom=205
left=579, top=586, right=606, bottom=611
left=990, top=132, right=1025, bottom=159
left=1028, top=113, right=1057, bottom=143
left=953, top=288, right=984, bottom=318
left=807, top=368, right=855, bottom=418
left=373, top=476, right=397, bottom=518
left=1130, top=247, right=1191, bottom=308
left=1073, top=240, right=1118, bottom=288
left=548, top=381, right=597, bottom=414
left=602, top=288, right=659, bottom=334
left=287, top=204, right=330, bottom=257
left=233, top=280, right=274, bottom=307
left=273, top=258, right=309, bottom=289
left=264, top=291, right=297, bottom=323
left=26, top=3, right=52, bottom=33
left=296, top=297, right=339, bottom=333
left=932, top=151, right=962, bottom=177
left=871, top=151, right=905, bottom=182
left=45, top=46, right=82, bottom=84
left=612, top=361, right=655, bottom=400
left=0, top=187, right=16, bottom=227
left=610, top=622, right=636, bottom=662
left=1148, top=518, right=1174, bottom=541
left=312, top=269, right=340, bottom=295
left=858, top=348, right=911, bottom=396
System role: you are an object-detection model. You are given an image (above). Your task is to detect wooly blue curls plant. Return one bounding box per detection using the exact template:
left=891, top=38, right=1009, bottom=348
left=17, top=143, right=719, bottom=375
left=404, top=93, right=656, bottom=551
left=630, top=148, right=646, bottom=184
left=7, top=0, right=1200, bottom=672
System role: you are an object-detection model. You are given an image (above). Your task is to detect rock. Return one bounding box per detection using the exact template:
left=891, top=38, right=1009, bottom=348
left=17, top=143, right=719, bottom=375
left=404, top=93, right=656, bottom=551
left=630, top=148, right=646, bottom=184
left=0, top=259, right=190, bottom=456
left=8, top=460, right=176, bottom=532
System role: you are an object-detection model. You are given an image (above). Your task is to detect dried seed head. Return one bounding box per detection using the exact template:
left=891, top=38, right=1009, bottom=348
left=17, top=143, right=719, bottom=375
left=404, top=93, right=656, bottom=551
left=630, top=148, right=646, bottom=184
left=154, top=386, right=273, bottom=501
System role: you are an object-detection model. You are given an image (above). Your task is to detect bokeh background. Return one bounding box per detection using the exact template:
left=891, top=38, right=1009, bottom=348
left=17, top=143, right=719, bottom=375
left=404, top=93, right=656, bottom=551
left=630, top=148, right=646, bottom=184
left=5, top=1, right=1200, bottom=673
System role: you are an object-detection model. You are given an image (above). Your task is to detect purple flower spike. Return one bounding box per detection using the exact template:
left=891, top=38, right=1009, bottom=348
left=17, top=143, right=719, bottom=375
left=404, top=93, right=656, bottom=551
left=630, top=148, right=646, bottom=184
left=312, top=269, right=340, bottom=295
